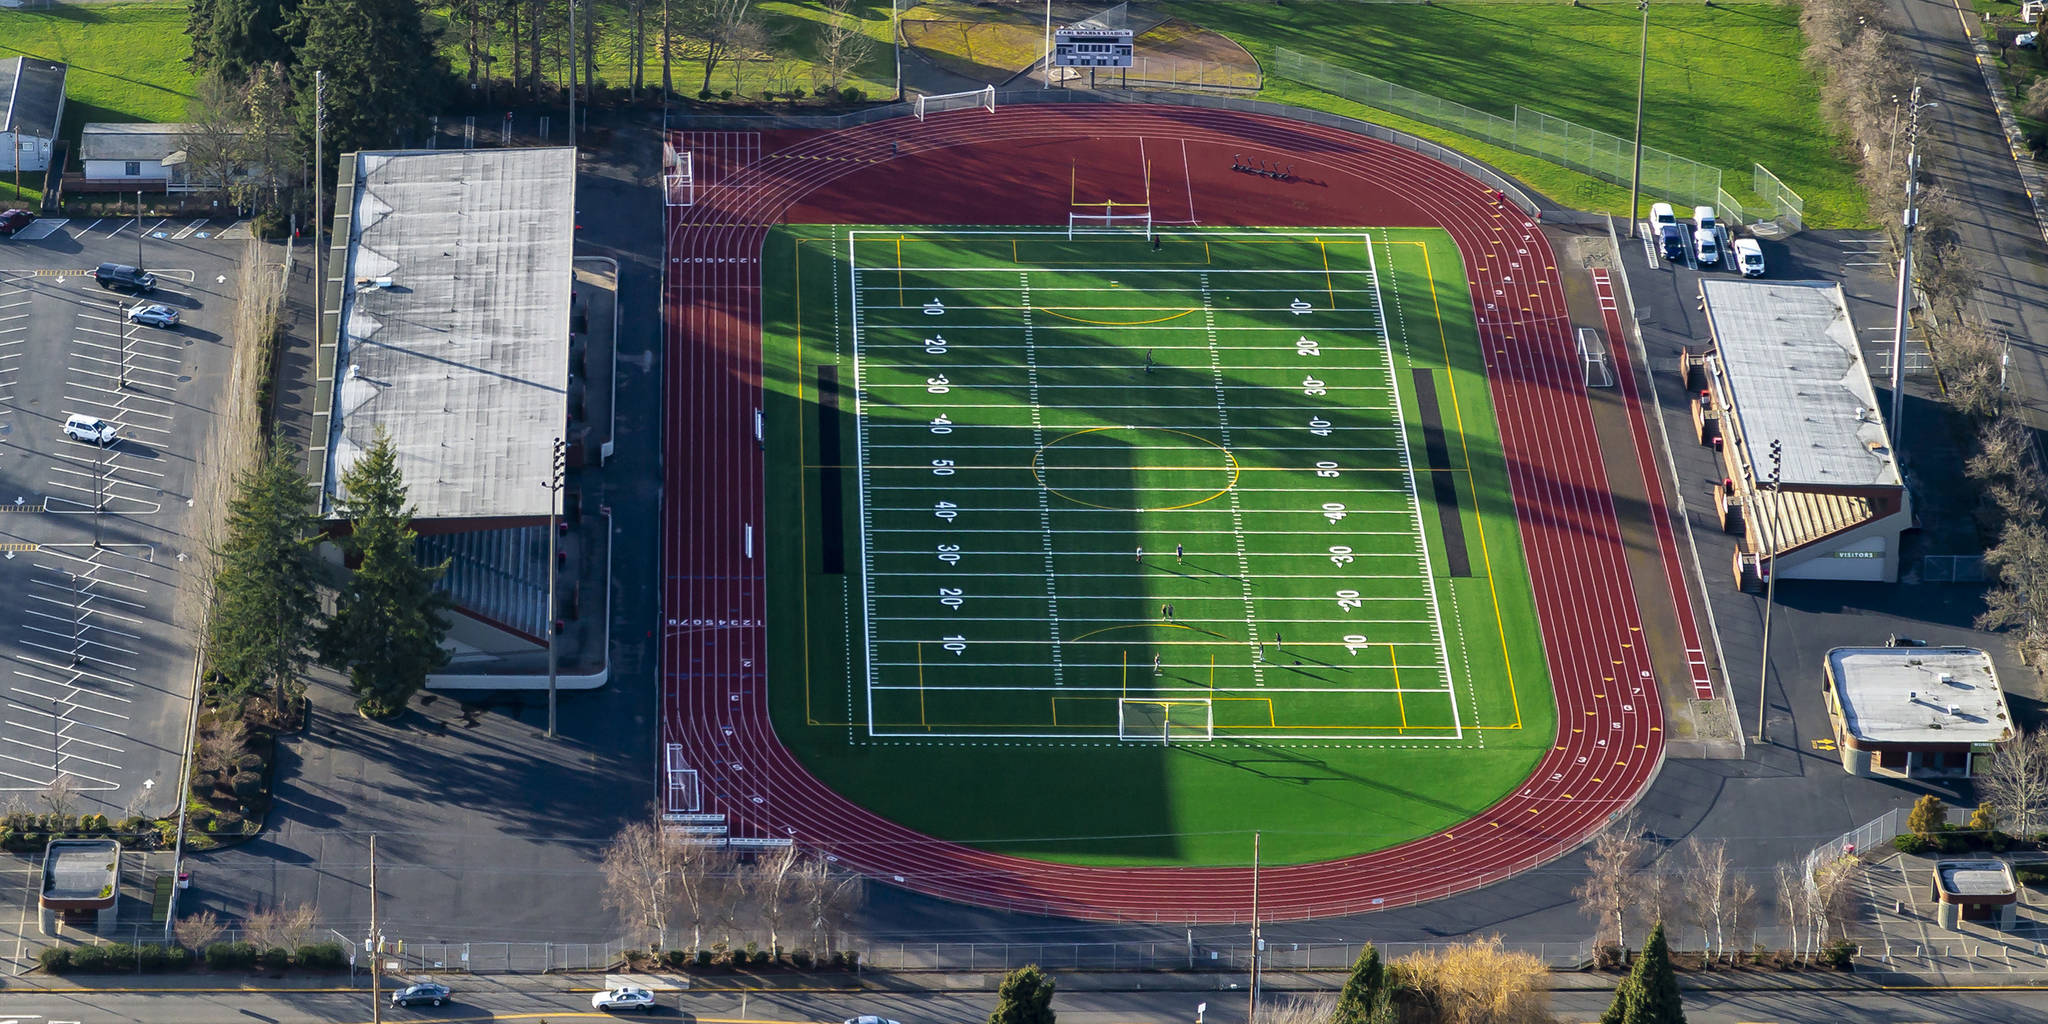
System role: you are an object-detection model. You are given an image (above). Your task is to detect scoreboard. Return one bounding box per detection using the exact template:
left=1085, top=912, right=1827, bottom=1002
left=1053, top=27, right=1135, bottom=68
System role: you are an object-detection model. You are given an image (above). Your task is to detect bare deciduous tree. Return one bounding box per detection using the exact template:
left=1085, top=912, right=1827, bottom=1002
left=814, top=0, right=875, bottom=94
left=196, top=715, right=250, bottom=780
left=748, top=844, right=801, bottom=952
left=40, top=774, right=77, bottom=818
left=601, top=817, right=682, bottom=948
left=1572, top=818, right=1647, bottom=951
left=245, top=902, right=316, bottom=952
left=1252, top=995, right=1335, bottom=1024
left=680, top=0, right=760, bottom=95
left=794, top=856, right=865, bottom=954
left=1679, top=839, right=1734, bottom=958
left=1981, top=520, right=2048, bottom=668
left=1980, top=727, right=2048, bottom=840
left=175, top=909, right=227, bottom=952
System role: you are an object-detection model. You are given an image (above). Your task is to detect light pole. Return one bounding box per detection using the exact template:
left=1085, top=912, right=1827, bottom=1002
left=1890, top=85, right=1939, bottom=454
left=1247, top=830, right=1261, bottom=1022
left=1755, top=438, right=1781, bottom=744
left=893, top=0, right=903, bottom=101
left=133, top=190, right=142, bottom=269
left=91, top=434, right=107, bottom=549
left=116, top=298, right=131, bottom=391
left=1042, top=0, right=1052, bottom=89
left=545, top=437, right=567, bottom=738
left=1627, top=0, right=1650, bottom=235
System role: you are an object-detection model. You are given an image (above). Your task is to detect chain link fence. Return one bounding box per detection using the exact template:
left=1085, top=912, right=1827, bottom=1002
left=1755, top=163, right=1806, bottom=232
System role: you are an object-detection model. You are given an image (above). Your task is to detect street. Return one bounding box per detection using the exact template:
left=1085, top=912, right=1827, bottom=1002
left=0, top=980, right=2040, bottom=1024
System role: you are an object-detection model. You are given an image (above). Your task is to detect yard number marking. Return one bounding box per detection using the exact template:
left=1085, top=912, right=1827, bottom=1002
left=1322, top=502, right=1347, bottom=524
left=929, top=415, right=953, bottom=435
left=941, top=635, right=968, bottom=655
left=926, top=375, right=951, bottom=394
left=938, top=587, right=965, bottom=610
left=923, top=299, right=945, bottom=315
left=1329, top=545, right=1354, bottom=566
left=924, top=335, right=949, bottom=354
left=1315, top=460, right=1339, bottom=478
left=1296, top=336, right=1320, bottom=357
left=931, top=459, right=956, bottom=476
left=1302, top=376, right=1327, bottom=397
left=1308, top=417, right=1332, bottom=437
left=1335, top=589, right=1362, bottom=611
left=933, top=501, right=959, bottom=521
left=1289, top=298, right=1313, bottom=315
left=936, top=544, right=962, bottom=566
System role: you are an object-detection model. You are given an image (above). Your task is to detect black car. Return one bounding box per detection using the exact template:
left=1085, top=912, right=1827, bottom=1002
left=1658, top=223, right=1687, bottom=262
left=391, top=982, right=452, bottom=1007
left=92, top=262, right=155, bottom=293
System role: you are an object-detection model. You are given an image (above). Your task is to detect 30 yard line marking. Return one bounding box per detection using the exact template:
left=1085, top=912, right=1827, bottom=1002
left=1019, top=272, right=1066, bottom=685
left=1200, top=271, right=1264, bottom=685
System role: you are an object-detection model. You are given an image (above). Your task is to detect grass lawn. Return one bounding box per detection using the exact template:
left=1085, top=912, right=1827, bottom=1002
left=0, top=2, right=195, bottom=154
left=1166, top=1, right=1865, bottom=228
left=762, top=224, right=1554, bottom=867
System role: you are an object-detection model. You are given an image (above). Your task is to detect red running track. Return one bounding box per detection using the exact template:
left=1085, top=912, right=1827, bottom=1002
left=661, top=105, right=1676, bottom=923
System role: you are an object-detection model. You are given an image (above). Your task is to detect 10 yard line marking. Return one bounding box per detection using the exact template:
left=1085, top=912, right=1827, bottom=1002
left=1201, top=272, right=1264, bottom=685
left=1020, top=272, right=1065, bottom=686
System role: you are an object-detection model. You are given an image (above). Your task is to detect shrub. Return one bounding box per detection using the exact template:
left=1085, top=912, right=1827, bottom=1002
left=661, top=948, right=692, bottom=969
left=167, top=945, right=194, bottom=970
left=204, top=941, right=257, bottom=970
left=213, top=809, right=246, bottom=833
left=37, top=946, right=71, bottom=972
left=236, top=753, right=264, bottom=773
left=791, top=88, right=807, bottom=101
left=79, top=813, right=110, bottom=834
left=752, top=948, right=774, bottom=967
left=791, top=948, right=813, bottom=969
left=136, top=944, right=167, bottom=970
left=699, top=88, right=713, bottom=100
left=256, top=946, right=292, bottom=970
left=1820, top=938, right=1858, bottom=970
left=231, top=773, right=265, bottom=801
left=720, top=89, right=733, bottom=100
left=2019, top=864, right=2048, bottom=888
left=70, top=944, right=110, bottom=972
left=842, top=950, right=860, bottom=970
left=1908, top=794, right=1949, bottom=838
left=841, top=87, right=866, bottom=103
left=296, top=942, right=346, bottom=970
left=1893, top=833, right=1932, bottom=854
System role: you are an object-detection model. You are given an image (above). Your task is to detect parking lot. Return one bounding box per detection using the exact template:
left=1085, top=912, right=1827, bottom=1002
left=0, top=216, right=246, bottom=817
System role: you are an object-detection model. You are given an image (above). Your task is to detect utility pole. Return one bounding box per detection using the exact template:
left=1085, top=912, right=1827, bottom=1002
left=545, top=437, right=567, bottom=738
left=568, top=0, right=578, bottom=145
left=1890, top=85, right=1937, bottom=453
left=1755, top=438, right=1782, bottom=744
left=1247, top=830, right=1261, bottom=1023
left=1627, top=0, right=1649, bottom=235
left=369, top=832, right=382, bottom=1024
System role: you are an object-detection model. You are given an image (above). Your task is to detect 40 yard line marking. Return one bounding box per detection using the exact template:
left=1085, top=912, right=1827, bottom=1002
left=1019, top=272, right=1066, bottom=685
left=1200, top=271, right=1263, bottom=685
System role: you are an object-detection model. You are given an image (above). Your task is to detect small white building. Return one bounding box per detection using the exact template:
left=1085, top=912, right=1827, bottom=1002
left=0, top=58, right=66, bottom=174
left=1823, top=646, right=2013, bottom=778
left=78, top=123, right=249, bottom=191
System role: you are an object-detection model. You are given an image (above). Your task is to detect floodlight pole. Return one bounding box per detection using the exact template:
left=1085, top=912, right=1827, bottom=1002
left=134, top=191, right=142, bottom=269
left=1755, top=438, right=1781, bottom=744
left=1043, top=0, right=1052, bottom=88
left=313, top=70, right=324, bottom=368
left=92, top=436, right=106, bottom=549
left=117, top=298, right=131, bottom=391
left=369, top=832, right=382, bottom=1024
left=1247, top=830, right=1261, bottom=1022
left=893, top=0, right=903, bottom=101
left=1627, top=0, right=1649, bottom=235
left=568, top=0, right=578, bottom=145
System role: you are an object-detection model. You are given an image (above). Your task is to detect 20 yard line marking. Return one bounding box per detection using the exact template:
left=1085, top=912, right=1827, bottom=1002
left=1201, top=271, right=1263, bottom=685
left=1019, top=272, right=1065, bottom=685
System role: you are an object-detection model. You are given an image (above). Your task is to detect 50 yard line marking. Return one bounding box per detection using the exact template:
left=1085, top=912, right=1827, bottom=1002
left=1019, top=272, right=1066, bottom=685
left=1200, top=271, right=1263, bottom=685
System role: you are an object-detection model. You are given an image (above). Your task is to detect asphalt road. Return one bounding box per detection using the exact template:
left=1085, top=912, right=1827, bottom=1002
left=0, top=213, right=244, bottom=819
left=0, top=982, right=2041, bottom=1024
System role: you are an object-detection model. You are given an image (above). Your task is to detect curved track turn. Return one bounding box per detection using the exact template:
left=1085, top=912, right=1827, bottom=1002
left=662, top=105, right=1671, bottom=923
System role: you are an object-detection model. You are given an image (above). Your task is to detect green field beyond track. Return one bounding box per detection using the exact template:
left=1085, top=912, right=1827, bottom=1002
left=762, top=226, right=1556, bottom=866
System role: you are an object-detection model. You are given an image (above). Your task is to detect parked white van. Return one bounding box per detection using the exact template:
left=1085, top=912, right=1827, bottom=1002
left=1734, top=238, right=1766, bottom=277
left=1694, top=229, right=1721, bottom=266
left=1692, top=205, right=1718, bottom=232
left=1651, top=202, right=1677, bottom=227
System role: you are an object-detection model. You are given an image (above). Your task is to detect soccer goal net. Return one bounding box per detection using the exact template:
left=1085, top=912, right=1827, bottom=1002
left=916, top=85, right=996, bottom=121
left=1118, top=698, right=1214, bottom=743
left=664, top=148, right=694, bottom=207
left=1577, top=327, right=1616, bottom=388
left=1068, top=204, right=1153, bottom=240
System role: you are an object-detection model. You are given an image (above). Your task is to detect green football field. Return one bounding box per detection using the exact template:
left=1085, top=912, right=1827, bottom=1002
left=761, top=225, right=1557, bottom=866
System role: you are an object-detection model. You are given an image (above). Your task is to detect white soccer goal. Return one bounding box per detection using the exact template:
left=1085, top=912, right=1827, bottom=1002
left=1068, top=206, right=1153, bottom=240
left=664, top=149, right=694, bottom=207
left=915, top=85, right=997, bottom=121
left=1118, top=697, right=1214, bottom=743
left=1577, top=327, right=1616, bottom=388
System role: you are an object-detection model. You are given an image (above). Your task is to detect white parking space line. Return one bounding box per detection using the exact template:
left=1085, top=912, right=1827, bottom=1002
left=142, top=218, right=170, bottom=238
left=171, top=220, right=207, bottom=240
left=78, top=219, right=104, bottom=235
left=102, top=220, right=131, bottom=238
left=9, top=218, right=65, bottom=240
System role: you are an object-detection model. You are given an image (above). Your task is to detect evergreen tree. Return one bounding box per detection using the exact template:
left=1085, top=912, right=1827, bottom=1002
left=987, top=965, right=1056, bottom=1024
left=206, top=434, right=322, bottom=708
left=188, top=0, right=305, bottom=82
left=292, top=0, right=453, bottom=170
left=319, top=432, right=451, bottom=717
left=1600, top=923, right=1686, bottom=1024
left=1332, top=944, right=1389, bottom=1024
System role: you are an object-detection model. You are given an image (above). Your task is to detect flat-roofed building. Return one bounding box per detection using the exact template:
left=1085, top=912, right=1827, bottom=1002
left=1823, top=646, right=2012, bottom=778
left=1687, top=279, right=1911, bottom=583
left=1932, top=859, right=2019, bottom=930
left=312, top=147, right=610, bottom=690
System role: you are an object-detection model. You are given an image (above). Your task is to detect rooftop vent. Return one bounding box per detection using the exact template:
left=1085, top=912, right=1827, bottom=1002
left=356, top=277, right=396, bottom=291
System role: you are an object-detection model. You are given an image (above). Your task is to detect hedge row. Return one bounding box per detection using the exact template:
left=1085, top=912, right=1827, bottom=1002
left=0, top=813, right=155, bottom=852
left=38, top=941, right=346, bottom=974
